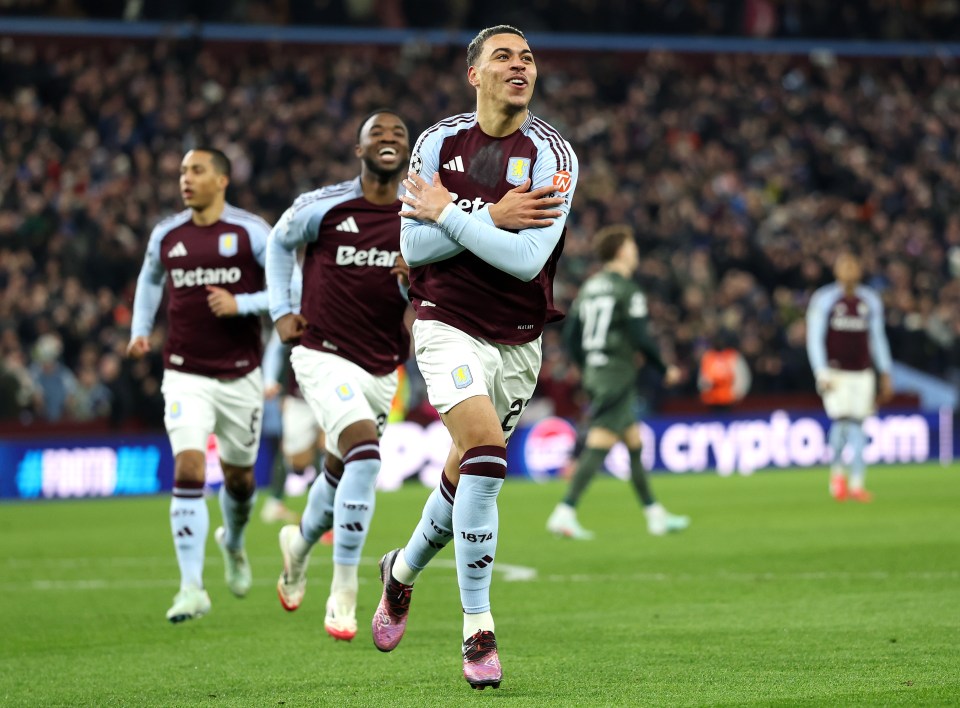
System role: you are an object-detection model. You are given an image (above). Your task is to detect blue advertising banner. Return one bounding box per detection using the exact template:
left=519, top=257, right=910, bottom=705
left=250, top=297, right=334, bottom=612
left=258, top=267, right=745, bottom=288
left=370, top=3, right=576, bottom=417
left=0, top=434, right=276, bottom=501
left=0, top=409, right=954, bottom=500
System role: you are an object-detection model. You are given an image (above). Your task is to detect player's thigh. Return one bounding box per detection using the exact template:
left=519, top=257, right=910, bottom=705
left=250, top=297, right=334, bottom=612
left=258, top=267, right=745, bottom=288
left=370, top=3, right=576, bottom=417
left=282, top=395, right=319, bottom=458
left=290, top=346, right=388, bottom=458
left=161, top=369, right=217, bottom=455
left=848, top=370, right=876, bottom=419
left=587, top=386, right=638, bottom=438
left=491, top=337, right=542, bottom=442
left=823, top=369, right=874, bottom=420
left=212, top=369, right=264, bottom=467
left=413, top=319, right=494, bottom=415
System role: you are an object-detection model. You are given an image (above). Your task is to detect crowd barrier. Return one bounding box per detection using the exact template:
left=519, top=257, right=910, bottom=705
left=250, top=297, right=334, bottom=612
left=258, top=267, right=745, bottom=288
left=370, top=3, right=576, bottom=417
left=1, top=408, right=953, bottom=500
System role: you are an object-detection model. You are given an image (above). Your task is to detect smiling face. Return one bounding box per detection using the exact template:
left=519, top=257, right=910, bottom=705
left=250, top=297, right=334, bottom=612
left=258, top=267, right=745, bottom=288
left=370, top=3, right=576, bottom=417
left=355, top=112, right=410, bottom=181
left=468, top=32, right=537, bottom=116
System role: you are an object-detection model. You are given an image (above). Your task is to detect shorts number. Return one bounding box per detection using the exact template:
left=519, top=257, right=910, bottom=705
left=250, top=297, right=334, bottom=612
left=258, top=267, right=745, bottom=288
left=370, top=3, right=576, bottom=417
left=376, top=413, right=387, bottom=436
left=501, top=398, right=527, bottom=432
left=243, top=409, right=261, bottom=447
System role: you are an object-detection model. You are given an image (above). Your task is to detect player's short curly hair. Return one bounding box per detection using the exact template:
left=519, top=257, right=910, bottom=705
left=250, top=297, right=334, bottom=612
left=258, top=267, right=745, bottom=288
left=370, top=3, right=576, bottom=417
left=592, top=224, right=634, bottom=263
left=466, top=25, right=526, bottom=68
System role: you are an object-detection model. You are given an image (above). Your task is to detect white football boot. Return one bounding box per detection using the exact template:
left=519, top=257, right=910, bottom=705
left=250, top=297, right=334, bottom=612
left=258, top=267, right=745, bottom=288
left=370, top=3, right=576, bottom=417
left=166, top=586, right=211, bottom=623
left=644, top=503, right=691, bottom=536
left=214, top=526, right=252, bottom=597
left=324, top=589, right=358, bottom=641
left=277, top=524, right=309, bottom=611
left=546, top=503, right=595, bottom=540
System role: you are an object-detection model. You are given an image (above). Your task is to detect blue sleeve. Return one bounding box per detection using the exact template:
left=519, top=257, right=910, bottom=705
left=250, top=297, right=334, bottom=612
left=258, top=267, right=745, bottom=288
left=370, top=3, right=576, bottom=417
left=234, top=219, right=270, bottom=316
left=262, top=329, right=288, bottom=386
left=805, top=287, right=831, bottom=375
left=399, top=128, right=465, bottom=267
left=400, top=215, right=465, bottom=266
left=864, top=289, right=893, bottom=373
left=267, top=202, right=323, bottom=321
left=130, top=225, right=168, bottom=338
left=437, top=145, right=579, bottom=282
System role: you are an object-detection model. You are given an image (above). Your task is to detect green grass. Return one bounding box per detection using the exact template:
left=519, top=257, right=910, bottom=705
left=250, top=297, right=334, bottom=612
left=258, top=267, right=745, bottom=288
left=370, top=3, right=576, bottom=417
left=1, top=464, right=958, bottom=706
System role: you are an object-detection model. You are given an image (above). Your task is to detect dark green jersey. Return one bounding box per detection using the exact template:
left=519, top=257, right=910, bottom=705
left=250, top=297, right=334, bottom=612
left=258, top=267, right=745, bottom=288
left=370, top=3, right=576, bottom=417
left=563, top=270, right=665, bottom=393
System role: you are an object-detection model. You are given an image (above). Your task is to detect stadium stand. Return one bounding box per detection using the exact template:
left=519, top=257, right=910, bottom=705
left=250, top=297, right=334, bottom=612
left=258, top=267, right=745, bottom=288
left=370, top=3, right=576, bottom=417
left=2, top=32, right=960, bottom=424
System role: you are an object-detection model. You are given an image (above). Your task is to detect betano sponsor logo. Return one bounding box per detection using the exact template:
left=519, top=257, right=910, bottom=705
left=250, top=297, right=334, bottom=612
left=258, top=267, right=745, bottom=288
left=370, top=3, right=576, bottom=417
left=170, top=267, right=241, bottom=288
left=830, top=314, right=868, bottom=332
left=335, top=246, right=400, bottom=267
left=448, top=192, right=490, bottom=214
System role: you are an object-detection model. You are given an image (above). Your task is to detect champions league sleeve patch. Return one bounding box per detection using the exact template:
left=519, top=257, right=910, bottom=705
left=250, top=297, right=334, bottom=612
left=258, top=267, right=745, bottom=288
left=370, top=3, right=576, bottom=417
left=451, top=365, right=474, bottom=389
left=410, top=152, right=423, bottom=175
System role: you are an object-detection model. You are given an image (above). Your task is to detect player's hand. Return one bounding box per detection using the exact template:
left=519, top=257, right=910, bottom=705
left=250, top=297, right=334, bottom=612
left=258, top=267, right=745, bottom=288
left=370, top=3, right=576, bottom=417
left=816, top=372, right=833, bottom=394
left=206, top=286, right=239, bottom=317
left=877, top=372, right=893, bottom=405
left=391, top=254, right=410, bottom=289
left=488, top=179, right=564, bottom=229
left=264, top=382, right=282, bottom=400
left=275, top=313, right=308, bottom=345
left=126, top=336, right=150, bottom=359
left=663, top=365, right=683, bottom=387
left=399, top=171, right=452, bottom=223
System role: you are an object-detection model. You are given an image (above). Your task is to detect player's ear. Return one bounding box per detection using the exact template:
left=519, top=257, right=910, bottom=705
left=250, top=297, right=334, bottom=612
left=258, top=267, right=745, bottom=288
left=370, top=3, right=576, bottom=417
left=219, top=174, right=229, bottom=190
left=467, top=66, right=480, bottom=88
left=354, top=143, right=362, bottom=158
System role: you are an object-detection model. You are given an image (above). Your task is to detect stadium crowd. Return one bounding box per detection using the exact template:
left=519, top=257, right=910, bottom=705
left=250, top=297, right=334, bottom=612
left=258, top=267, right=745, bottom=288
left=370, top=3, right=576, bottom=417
left=2, top=36, right=960, bottom=424
left=7, top=0, right=960, bottom=41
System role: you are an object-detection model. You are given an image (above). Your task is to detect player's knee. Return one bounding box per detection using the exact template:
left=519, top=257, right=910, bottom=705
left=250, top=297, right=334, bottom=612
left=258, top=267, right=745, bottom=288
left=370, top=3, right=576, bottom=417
left=173, top=451, right=205, bottom=484
left=289, top=448, right=314, bottom=472
left=221, top=463, right=255, bottom=500
left=337, top=419, right=380, bottom=458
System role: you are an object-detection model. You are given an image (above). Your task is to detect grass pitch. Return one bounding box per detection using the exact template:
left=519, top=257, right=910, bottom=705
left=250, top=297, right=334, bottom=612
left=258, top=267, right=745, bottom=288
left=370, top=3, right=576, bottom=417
left=1, top=464, right=958, bottom=706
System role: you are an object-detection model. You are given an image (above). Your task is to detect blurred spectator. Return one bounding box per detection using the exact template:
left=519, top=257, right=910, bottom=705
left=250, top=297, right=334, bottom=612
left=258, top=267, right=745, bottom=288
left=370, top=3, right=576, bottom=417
left=69, top=365, right=112, bottom=420
left=29, top=333, right=76, bottom=421
left=698, top=330, right=751, bottom=412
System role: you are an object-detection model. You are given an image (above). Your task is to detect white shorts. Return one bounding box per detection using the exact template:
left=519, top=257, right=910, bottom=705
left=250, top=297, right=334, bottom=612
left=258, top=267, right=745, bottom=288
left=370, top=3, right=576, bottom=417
left=289, top=346, right=397, bottom=459
left=161, top=368, right=264, bottom=466
left=820, top=368, right=876, bottom=421
left=282, top=395, right=320, bottom=457
left=413, top=319, right=541, bottom=441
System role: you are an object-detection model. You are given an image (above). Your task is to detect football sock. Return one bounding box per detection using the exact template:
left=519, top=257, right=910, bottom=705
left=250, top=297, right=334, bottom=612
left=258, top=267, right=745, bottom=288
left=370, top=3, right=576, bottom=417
left=332, top=440, right=380, bottom=567
left=396, top=471, right=457, bottom=584
left=331, top=562, right=358, bottom=597
left=267, top=453, right=288, bottom=500
left=563, top=447, right=607, bottom=507
left=171, top=481, right=208, bottom=590
left=298, top=461, right=339, bottom=551
left=453, top=446, right=506, bottom=614
left=219, top=483, right=255, bottom=552
left=463, top=610, right=495, bottom=641
left=847, top=422, right=867, bottom=490
left=628, top=447, right=657, bottom=506
left=828, top=420, right=849, bottom=469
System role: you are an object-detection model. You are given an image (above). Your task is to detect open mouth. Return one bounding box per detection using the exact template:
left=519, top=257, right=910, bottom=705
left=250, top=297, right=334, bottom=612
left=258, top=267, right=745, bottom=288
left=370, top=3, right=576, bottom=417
left=379, top=147, right=399, bottom=161
left=508, top=77, right=527, bottom=88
